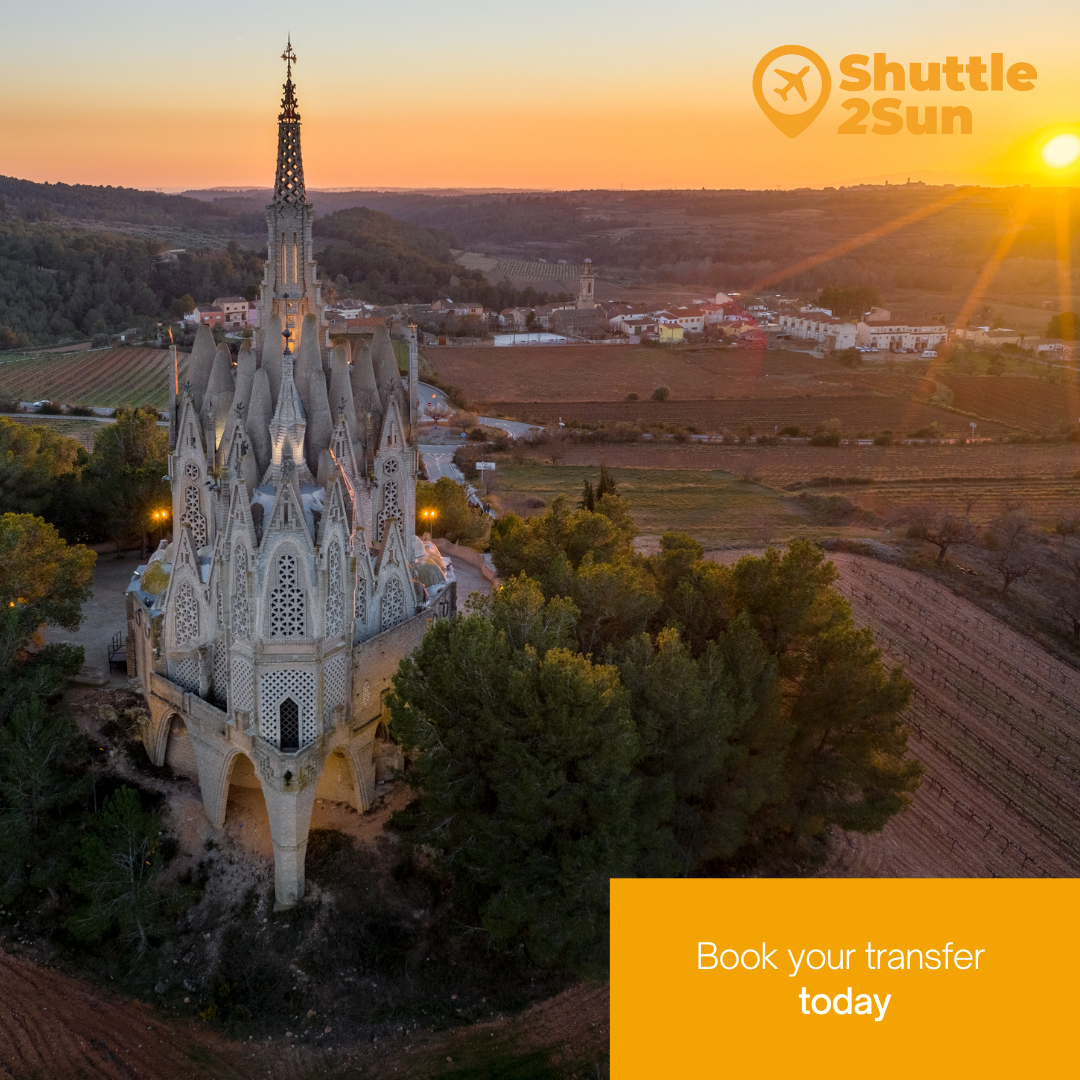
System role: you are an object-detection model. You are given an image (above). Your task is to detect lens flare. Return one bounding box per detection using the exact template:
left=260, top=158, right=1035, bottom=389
left=1042, top=134, right=1080, bottom=169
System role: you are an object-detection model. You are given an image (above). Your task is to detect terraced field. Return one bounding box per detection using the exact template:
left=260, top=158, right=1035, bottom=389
left=0, top=347, right=183, bottom=409
left=827, top=554, right=1080, bottom=877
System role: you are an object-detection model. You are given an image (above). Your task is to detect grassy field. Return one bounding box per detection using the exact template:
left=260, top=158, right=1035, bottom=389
left=0, top=347, right=180, bottom=409
left=487, top=462, right=861, bottom=549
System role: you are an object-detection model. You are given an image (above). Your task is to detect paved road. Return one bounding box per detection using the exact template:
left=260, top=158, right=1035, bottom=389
left=418, top=382, right=541, bottom=440
left=419, top=446, right=466, bottom=483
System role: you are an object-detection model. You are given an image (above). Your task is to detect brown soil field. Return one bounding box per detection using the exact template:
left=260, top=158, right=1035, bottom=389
left=0, top=947, right=607, bottom=1080
left=0, top=348, right=179, bottom=410
left=553, top=440, right=1080, bottom=484
left=853, top=478, right=1080, bottom=527
left=824, top=554, right=1080, bottom=877
left=943, top=373, right=1080, bottom=434
left=431, top=343, right=933, bottom=404
left=0, top=949, right=254, bottom=1079
left=490, top=396, right=1008, bottom=437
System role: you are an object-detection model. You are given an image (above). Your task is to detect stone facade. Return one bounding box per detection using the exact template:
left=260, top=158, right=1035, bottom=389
left=127, top=47, right=456, bottom=908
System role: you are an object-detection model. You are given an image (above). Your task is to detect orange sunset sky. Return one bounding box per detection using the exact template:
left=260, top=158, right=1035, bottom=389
left=5, top=0, right=1080, bottom=192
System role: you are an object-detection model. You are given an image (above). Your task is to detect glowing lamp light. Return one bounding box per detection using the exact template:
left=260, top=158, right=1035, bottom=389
left=1042, top=134, right=1080, bottom=169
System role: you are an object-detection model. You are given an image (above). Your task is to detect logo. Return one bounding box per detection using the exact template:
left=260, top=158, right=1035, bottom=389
left=754, top=48, right=1039, bottom=137
left=753, top=45, right=831, bottom=138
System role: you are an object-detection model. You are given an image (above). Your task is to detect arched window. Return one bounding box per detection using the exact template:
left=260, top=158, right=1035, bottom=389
left=325, top=542, right=344, bottom=637
left=381, top=576, right=405, bottom=631
left=269, top=552, right=305, bottom=637
left=279, top=698, right=300, bottom=751
left=175, top=582, right=199, bottom=645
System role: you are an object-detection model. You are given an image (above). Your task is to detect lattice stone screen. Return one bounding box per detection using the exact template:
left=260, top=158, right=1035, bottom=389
left=377, top=479, right=399, bottom=541
left=211, top=641, right=228, bottom=706
left=269, top=552, right=305, bottom=637
left=258, top=668, right=318, bottom=750
left=381, top=576, right=405, bottom=631
left=172, top=656, right=200, bottom=693
left=325, top=542, right=344, bottom=637
left=354, top=577, right=367, bottom=625
left=174, top=581, right=199, bottom=646
left=232, top=545, right=249, bottom=637
left=324, top=654, right=348, bottom=724
left=232, top=656, right=254, bottom=716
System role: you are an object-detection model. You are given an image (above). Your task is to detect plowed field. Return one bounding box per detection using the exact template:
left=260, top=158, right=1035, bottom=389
left=825, top=554, right=1080, bottom=877
left=0, top=948, right=607, bottom=1080
left=554, top=440, right=1080, bottom=485
left=0, top=348, right=183, bottom=409
left=944, top=373, right=1080, bottom=434
left=490, top=396, right=1008, bottom=436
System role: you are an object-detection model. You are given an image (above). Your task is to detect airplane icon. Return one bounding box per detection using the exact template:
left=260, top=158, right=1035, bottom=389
left=773, top=66, right=810, bottom=103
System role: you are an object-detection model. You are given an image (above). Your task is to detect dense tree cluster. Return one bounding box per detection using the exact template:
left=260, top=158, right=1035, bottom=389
left=0, top=174, right=261, bottom=231
left=314, top=207, right=567, bottom=308
left=0, top=512, right=170, bottom=958
left=390, top=492, right=918, bottom=974
left=0, top=219, right=263, bottom=343
left=817, top=285, right=883, bottom=318
left=0, top=410, right=169, bottom=551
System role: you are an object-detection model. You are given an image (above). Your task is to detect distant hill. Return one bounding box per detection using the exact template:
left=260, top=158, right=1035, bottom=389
left=185, top=189, right=601, bottom=246
left=0, top=175, right=262, bottom=233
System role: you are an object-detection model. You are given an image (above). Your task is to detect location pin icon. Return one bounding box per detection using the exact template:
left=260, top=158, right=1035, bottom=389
left=753, top=45, right=831, bottom=138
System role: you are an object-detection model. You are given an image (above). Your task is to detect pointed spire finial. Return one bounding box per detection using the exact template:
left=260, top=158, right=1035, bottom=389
left=273, top=41, right=305, bottom=207
left=282, top=36, right=297, bottom=78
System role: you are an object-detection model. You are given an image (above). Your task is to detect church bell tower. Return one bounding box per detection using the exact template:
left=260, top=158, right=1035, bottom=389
left=256, top=37, right=324, bottom=352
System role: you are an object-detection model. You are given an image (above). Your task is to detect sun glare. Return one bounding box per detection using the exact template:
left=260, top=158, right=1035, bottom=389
left=1041, top=133, right=1080, bottom=169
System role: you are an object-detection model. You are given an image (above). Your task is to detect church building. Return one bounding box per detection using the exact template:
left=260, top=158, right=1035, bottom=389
left=126, top=42, right=455, bottom=908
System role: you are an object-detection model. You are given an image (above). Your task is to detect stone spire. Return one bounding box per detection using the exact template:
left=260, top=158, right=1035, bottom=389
left=349, top=341, right=380, bottom=461
left=273, top=37, right=305, bottom=210
left=186, top=325, right=218, bottom=414
left=262, top=313, right=283, bottom=409
left=265, top=347, right=310, bottom=483
left=202, top=344, right=235, bottom=453
left=372, top=325, right=406, bottom=420
left=234, top=339, right=257, bottom=416
left=247, top=367, right=273, bottom=478
left=298, top=314, right=333, bottom=475
left=328, top=344, right=359, bottom=444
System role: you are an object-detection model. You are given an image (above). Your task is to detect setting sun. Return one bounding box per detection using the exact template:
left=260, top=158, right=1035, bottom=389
left=1041, top=132, right=1080, bottom=168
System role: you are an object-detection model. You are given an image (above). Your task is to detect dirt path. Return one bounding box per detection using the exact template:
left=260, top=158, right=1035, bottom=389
left=826, top=553, right=1080, bottom=878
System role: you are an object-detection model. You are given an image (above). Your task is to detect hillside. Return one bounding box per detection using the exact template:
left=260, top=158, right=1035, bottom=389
left=0, top=174, right=262, bottom=233
left=314, top=206, right=569, bottom=307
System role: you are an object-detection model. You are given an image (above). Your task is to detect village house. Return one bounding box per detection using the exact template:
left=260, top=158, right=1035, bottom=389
left=1020, top=337, right=1073, bottom=358
left=855, top=308, right=948, bottom=352
left=778, top=311, right=857, bottom=350
left=954, top=326, right=1025, bottom=348
left=214, top=296, right=253, bottom=329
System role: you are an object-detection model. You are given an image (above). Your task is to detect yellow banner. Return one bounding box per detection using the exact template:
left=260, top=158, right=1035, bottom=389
left=611, top=878, right=1078, bottom=1077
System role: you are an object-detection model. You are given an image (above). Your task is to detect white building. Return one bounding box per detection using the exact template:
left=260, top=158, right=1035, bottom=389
left=778, top=312, right=857, bottom=350
left=856, top=309, right=948, bottom=351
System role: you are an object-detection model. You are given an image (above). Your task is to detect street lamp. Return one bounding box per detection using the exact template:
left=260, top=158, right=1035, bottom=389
left=420, top=508, right=437, bottom=536
left=151, top=508, right=170, bottom=546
